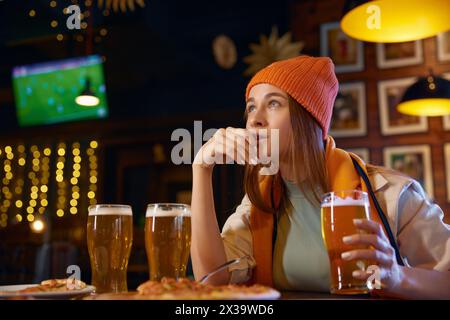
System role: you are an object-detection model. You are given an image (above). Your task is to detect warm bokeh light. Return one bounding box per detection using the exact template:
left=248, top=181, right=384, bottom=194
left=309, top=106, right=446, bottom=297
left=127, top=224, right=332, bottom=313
left=58, top=148, right=65, bottom=156
left=0, top=142, right=99, bottom=225
left=31, top=219, right=45, bottom=233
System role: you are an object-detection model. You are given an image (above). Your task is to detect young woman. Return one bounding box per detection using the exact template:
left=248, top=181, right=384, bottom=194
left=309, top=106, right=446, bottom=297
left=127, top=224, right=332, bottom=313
left=190, top=55, right=450, bottom=299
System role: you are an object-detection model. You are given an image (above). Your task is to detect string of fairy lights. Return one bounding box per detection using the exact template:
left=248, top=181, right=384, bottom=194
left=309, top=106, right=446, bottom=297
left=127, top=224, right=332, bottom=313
left=0, top=141, right=98, bottom=230
left=27, top=0, right=110, bottom=43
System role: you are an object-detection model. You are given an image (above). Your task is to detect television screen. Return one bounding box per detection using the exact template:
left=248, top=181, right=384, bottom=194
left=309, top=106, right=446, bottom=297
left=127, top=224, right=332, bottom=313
left=12, top=55, right=108, bottom=127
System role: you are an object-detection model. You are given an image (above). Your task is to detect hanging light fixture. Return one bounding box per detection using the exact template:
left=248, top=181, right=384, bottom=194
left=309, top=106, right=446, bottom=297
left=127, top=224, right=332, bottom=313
left=397, top=70, right=450, bottom=117
left=75, top=78, right=100, bottom=106
left=341, top=0, right=450, bottom=43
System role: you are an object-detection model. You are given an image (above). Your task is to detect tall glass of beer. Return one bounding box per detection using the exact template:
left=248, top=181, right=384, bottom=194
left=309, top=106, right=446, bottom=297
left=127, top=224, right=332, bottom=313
left=321, top=190, right=371, bottom=294
left=145, top=203, right=191, bottom=281
left=87, top=204, right=133, bottom=293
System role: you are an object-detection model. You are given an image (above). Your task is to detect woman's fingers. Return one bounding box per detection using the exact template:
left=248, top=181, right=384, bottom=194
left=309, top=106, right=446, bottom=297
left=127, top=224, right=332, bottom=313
left=213, top=128, right=262, bottom=165
left=353, top=219, right=385, bottom=238
left=198, top=127, right=274, bottom=166
left=341, top=249, right=392, bottom=267
left=342, top=233, right=392, bottom=254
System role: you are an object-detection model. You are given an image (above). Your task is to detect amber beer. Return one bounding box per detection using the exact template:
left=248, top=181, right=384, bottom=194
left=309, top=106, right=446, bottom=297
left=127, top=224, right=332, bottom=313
left=321, top=191, right=371, bottom=294
left=145, top=203, right=191, bottom=281
left=87, top=205, right=133, bottom=293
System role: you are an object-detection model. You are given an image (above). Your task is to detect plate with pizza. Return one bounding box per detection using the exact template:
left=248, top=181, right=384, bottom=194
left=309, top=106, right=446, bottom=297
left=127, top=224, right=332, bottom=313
left=0, top=279, right=95, bottom=299
left=84, top=277, right=280, bottom=300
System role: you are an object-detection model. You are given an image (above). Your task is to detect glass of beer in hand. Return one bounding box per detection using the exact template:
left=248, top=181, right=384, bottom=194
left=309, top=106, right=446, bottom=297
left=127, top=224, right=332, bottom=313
left=321, top=190, right=371, bottom=294
left=145, top=203, right=191, bottom=281
left=87, top=204, right=133, bottom=293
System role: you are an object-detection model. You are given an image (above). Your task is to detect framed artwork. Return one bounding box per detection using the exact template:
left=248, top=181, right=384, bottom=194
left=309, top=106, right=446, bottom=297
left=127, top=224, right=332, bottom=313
left=320, top=21, right=364, bottom=73
left=376, top=40, right=423, bottom=69
left=378, top=77, right=428, bottom=135
left=383, top=145, right=433, bottom=198
left=444, top=143, right=450, bottom=201
left=329, top=82, right=367, bottom=137
left=437, top=30, right=450, bottom=62
left=347, top=148, right=370, bottom=163
left=442, top=73, right=450, bottom=130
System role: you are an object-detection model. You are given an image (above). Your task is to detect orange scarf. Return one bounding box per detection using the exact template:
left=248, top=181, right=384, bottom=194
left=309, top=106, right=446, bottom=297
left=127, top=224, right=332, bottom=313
left=248, top=136, right=386, bottom=286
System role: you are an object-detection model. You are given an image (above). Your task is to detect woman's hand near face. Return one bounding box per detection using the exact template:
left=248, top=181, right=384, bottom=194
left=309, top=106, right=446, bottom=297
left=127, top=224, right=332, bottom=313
left=341, top=219, right=405, bottom=297
left=193, top=127, right=256, bottom=171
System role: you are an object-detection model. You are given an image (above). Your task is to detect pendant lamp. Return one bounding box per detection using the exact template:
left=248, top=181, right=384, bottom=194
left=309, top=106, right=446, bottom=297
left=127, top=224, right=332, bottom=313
left=397, top=71, right=450, bottom=117
left=75, top=78, right=100, bottom=107
left=341, top=0, right=450, bottom=43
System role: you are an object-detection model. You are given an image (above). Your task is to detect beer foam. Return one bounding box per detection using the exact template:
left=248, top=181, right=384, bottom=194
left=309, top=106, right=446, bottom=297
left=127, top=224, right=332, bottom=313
left=146, top=207, right=191, bottom=218
left=88, top=206, right=132, bottom=216
left=321, top=197, right=367, bottom=208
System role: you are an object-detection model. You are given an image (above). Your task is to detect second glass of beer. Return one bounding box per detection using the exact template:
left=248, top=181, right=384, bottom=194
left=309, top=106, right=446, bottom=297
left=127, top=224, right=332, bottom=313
left=321, top=190, right=371, bottom=294
left=87, top=204, right=133, bottom=293
left=145, top=203, right=192, bottom=281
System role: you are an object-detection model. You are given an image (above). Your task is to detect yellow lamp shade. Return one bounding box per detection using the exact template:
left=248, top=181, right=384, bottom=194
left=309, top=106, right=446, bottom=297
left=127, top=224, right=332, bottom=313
left=397, top=99, right=450, bottom=116
left=341, top=0, right=450, bottom=43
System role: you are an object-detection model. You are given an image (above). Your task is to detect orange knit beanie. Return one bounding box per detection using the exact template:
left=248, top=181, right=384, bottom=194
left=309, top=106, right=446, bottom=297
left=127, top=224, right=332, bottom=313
left=245, top=55, right=339, bottom=139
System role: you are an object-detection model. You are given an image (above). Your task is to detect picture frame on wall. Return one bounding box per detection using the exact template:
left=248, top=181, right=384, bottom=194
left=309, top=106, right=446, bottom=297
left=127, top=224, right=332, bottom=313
left=376, top=40, right=423, bottom=69
left=347, top=148, right=370, bottom=163
left=320, top=21, right=364, bottom=73
left=383, top=145, right=433, bottom=198
left=378, top=77, right=428, bottom=135
left=329, top=82, right=367, bottom=137
left=437, top=30, right=450, bottom=62
left=442, top=73, right=450, bottom=130
left=444, top=144, right=450, bottom=202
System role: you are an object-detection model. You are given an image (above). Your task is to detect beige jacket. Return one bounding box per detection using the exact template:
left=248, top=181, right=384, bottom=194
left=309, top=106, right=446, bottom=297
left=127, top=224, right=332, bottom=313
left=220, top=169, right=450, bottom=284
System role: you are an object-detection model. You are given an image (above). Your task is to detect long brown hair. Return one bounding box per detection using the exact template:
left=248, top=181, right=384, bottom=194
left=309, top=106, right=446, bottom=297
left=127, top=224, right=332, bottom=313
left=244, top=97, right=330, bottom=214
